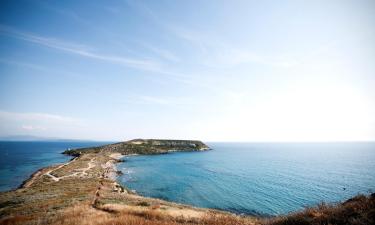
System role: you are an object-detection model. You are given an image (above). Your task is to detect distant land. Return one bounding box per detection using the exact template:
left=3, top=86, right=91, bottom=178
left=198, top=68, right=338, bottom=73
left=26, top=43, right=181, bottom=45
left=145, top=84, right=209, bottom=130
left=0, top=135, right=102, bottom=142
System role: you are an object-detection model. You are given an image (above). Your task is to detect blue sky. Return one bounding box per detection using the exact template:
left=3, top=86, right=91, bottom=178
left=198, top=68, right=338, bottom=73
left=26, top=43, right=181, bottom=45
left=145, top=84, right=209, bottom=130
left=0, top=0, right=374, bottom=141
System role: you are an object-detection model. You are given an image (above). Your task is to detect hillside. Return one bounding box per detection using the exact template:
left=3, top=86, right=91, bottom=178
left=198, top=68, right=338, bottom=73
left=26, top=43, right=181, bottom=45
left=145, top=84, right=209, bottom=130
left=267, top=194, right=375, bottom=225
left=63, top=139, right=210, bottom=156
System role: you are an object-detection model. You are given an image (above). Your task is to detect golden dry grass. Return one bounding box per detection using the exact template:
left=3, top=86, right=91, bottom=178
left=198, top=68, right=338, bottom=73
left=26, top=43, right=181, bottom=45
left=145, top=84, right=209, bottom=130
left=2, top=192, right=374, bottom=225
left=265, top=194, right=375, bottom=225
left=0, top=202, right=259, bottom=225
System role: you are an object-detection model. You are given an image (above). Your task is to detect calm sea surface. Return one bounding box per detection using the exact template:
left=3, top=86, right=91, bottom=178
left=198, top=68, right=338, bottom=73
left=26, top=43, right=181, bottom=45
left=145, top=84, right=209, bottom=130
left=1, top=142, right=374, bottom=216
left=117, top=142, right=375, bottom=216
left=0, top=141, right=109, bottom=191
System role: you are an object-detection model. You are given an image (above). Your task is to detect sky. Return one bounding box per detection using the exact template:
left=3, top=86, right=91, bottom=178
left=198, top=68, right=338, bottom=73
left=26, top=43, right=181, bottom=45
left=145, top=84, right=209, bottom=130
left=0, top=0, right=374, bottom=142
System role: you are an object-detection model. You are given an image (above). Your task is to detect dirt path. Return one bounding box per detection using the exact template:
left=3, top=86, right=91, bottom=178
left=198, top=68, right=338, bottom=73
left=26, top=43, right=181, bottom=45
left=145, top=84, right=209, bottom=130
left=43, top=157, right=96, bottom=182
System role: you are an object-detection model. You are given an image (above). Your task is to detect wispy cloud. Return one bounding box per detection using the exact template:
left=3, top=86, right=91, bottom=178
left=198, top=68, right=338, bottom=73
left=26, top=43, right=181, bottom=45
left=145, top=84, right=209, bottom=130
left=123, top=1, right=298, bottom=69
left=0, top=110, right=89, bottom=138
left=0, top=58, right=88, bottom=79
left=0, top=25, right=161, bottom=71
left=36, top=1, right=89, bottom=25
left=124, top=0, right=161, bottom=25
left=21, top=125, right=47, bottom=131
left=36, top=1, right=119, bottom=40
left=140, top=43, right=180, bottom=62
left=122, top=1, right=297, bottom=69
left=0, top=110, right=83, bottom=137
left=138, top=96, right=172, bottom=105
left=0, top=111, right=78, bottom=123
left=0, top=58, right=52, bottom=72
left=169, top=26, right=298, bottom=68
left=121, top=95, right=198, bottom=107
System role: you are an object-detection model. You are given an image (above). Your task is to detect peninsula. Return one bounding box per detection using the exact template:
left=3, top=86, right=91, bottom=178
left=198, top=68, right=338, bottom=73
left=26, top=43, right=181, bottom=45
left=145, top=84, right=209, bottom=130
left=0, top=139, right=244, bottom=224
left=0, top=139, right=374, bottom=225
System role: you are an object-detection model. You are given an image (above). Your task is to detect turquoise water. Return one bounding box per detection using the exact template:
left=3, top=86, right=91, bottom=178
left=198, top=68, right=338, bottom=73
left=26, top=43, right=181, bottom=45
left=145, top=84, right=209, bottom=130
left=1, top=141, right=374, bottom=216
left=0, top=141, right=109, bottom=192
left=118, top=142, right=375, bottom=216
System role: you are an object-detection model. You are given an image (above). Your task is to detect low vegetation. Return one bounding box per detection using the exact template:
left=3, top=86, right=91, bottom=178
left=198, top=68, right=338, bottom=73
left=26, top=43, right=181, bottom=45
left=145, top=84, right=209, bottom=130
left=1, top=193, right=374, bottom=225
left=63, top=139, right=210, bottom=156
left=266, top=193, right=375, bottom=225
left=0, top=201, right=259, bottom=225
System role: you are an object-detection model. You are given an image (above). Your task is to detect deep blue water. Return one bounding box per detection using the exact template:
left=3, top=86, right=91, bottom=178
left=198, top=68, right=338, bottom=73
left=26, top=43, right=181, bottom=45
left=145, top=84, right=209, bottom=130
left=118, top=142, right=375, bottom=216
left=0, top=141, right=109, bottom=192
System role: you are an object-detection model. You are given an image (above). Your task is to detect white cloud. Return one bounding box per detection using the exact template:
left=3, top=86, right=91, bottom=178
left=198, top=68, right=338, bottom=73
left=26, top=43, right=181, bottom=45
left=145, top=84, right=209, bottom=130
left=0, top=111, right=77, bottom=123
left=21, top=125, right=47, bottom=131
left=0, top=110, right=82, bottom=137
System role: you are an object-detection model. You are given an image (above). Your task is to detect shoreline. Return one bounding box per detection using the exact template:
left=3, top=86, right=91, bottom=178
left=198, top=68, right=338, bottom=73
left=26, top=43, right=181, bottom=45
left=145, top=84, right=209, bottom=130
left=96, top=152, right=228, bottom=215
left=1, top=145, right=238, bottom=224
left=4, top=154, right=266, bottom=218
left=1, top=140, right=374, bottom=225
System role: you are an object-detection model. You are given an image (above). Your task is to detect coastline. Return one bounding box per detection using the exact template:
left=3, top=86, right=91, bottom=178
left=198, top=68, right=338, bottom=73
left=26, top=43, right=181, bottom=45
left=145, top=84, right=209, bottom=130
left=104, top=153, right=123, bottom=180
left=92, top=152, right=228, bottom=217
left=1, top=141, right=247, bottom=224
left=1, top=140, right=374, bottom=225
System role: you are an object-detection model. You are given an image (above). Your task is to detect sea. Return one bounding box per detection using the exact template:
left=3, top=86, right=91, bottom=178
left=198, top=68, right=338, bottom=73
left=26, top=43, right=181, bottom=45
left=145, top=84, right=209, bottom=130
left=1, top=141, right=374, bottom=216
left=117, top=142, right=375, bottom=216
left=0, top=141, right=109, bottom=191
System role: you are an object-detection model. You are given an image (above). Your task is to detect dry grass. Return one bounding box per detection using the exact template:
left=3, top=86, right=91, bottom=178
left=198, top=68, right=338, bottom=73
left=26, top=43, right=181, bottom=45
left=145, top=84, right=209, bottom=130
left=0, top=202, right=258, bottom=225
left=2, top=193, right=373, bottom=225
left=0, top=215, right=34, bottom=225
left=265, top=194, right=375, bottom=225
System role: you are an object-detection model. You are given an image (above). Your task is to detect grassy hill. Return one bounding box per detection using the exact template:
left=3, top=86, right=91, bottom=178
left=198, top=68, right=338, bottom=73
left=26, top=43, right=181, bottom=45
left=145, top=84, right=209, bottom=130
left=63, top=139, right=210, bottom=156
